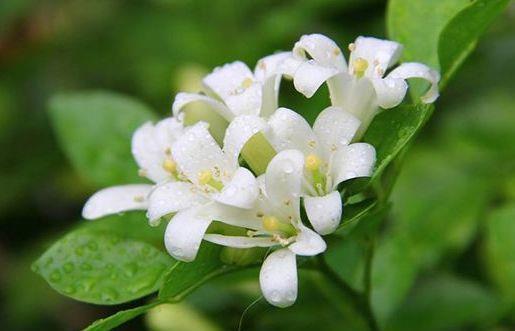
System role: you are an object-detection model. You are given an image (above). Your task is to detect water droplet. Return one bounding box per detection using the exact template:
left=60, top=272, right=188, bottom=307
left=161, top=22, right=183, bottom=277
left=80, top=263, right=92, bottom=271
left=75, top=247, right=84, bottom=256
left=63, top=285, right=76, bottom=294
left=63, top=262, right=74, bottom=273
left=123, top=262, right=138, bottom=278
left=87, top=241, right=98, bottom=251
left=101, top=287, right=119, bottom=302
left=50, top=270, right=61, bottom=282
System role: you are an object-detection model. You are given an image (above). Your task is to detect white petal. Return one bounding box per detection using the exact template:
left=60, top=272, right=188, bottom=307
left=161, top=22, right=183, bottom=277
left=349, top=36, right=402, bottom=78
left=293, top=60, right=340, bottom=98
left=267, top=108, right=318, bottom=155
left=172, top=122, right=232, bottom=184
left=203, top=61, right=262, bottom=116
left=215, top=167, right=259, bottom=209
left=293, top=34, right=347, bottom=70
left=279, top=56, right=304, bottom=78
left=82, top=184, right=152, bottom=220
left=201, top=202, right=263, bottom=230
left=259, top=248, right=298, bottom=308
left=132, top=119, right=183, bottom=183
left=204, top=234, right=275, bottom=248
left=255, top=52, right=291, bottom=117
left=313, top=106, right=361, bottom=157
left=147, top=181, right=206, bottom=221
left=288, top=224, right=327, bottom=256
left=164, top=207, right=212, bottom=262
left=331, top=143, right=376, bottom=187
left=326, top=73, right=378, bottom=138
left=223, top=115, right=267, bottom=167
left=303, top=191, right=342, bottom=235
left=172, top=92, right=234, bottom=121
left=254, top=52, right=291, bottom=82
left=370, top=77, right=408, bottom=109
left=265, top=149, right=305, bottom=217
left=387, top=62, right=440, bottom=103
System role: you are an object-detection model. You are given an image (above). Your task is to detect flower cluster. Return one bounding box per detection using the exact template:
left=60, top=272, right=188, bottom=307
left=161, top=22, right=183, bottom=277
left=82, top=34, right=439, bottom=308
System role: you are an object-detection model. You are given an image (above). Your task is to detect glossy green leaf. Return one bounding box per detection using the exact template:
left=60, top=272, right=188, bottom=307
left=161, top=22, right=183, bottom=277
left=49, top=91, right=157, bottom=187
left=33, top=220, right=172, bottom=305
left=84, top=300, right=163, bottom=331
left=484, top=204, right=515, bottom=302
left=364, top=104, right=433, bottom=184
left=438, top=0, right=510, bottom=88
left=387, top=0, right=470, bottom=67
left=385, top=274, right=502, bottom=331
left=159, top=243, right=235, bottom=300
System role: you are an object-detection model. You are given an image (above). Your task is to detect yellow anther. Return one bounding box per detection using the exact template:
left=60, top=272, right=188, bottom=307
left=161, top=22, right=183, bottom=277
left=133, top=195, right=145, bottom=203
left=333, top=47, right=341, bottom=56
left=242, top=77, right=253, bottom=89
left=305, top=154, right=322, bottom=171
left=353, top=57, right=368, bottom=78
left=163, top=158, right=177, bottom=174
left=198, top=170, right=213, bottom=185
left=348, top=43, right=356, bottom=52
left=263, top=215, right=279, bottom=232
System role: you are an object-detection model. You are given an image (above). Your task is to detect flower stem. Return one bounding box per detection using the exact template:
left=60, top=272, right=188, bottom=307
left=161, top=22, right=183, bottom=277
left=317, top=255, right=379, bottom=331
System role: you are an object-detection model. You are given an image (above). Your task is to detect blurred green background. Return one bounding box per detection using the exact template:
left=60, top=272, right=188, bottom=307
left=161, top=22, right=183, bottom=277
left=0, top=0, right=514, bottom=330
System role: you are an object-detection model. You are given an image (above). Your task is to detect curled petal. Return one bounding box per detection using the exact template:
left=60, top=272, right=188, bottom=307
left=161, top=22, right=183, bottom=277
left=303, top=191, right=342, bottom=235
left=223, top=115, right=267, bottom=167
left=267, top=108, right=318, bottom=155
left=82, top=184, right=152, bottom=220
left=288, top=224, right=327, bottom=256
left=164, top=207, right=212, bottom=262
left=370, top=77, right=408, bottom=109
left=172, top=92, right=233, bottom=121
left=293, top=60, right=340, bottom=98
left=203, top=61, right=262, bottom=116
left=203, top=234, right=275, bottom=248
left=387, top=62, right=440, bottom=104
left=259, top=248, right=298, bottom=308
left=147, top=181, right=206, bottom=222
left=215, top=167, right=259, bottom=209
left=293, top=34, right=347, bottom=70
left=331, top=143, right=376, bottom=187
left=313, top=106, right=361, bottom=156
left=132, top=119, right=183, bottom=183
left=172, top=122, right=231, bottom=184
left=255, top=53, right=291, bottom=117
left=349, top=36, right=403, bottom=78
left=201, top=202, right=263, bottom=230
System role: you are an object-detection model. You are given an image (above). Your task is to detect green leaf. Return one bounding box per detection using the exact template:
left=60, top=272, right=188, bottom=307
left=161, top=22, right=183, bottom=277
left=372, top=148, right=493, bottom=322
left=364, top=104, right=433, bottom=184
left=484, top=203, right=515, bottom=302
left=385, top=274, right=503, bottom=331
left=159, top=243, right=235, bottom=300
left=33, top=217, right=172, bottom=305
left=49, top=91, right=157, bottom=187
left=84, top=300, right=163, bottom=331
left=438, top=0, right=510, bottom=88
left=387, top=0, right=470, bottom=67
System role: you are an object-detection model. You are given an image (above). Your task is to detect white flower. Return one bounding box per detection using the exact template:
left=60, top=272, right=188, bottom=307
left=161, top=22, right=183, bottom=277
left=266, top=107, right=376, bottom=234
left=158, top=121, right=262, bottom=262
left=82, top=117, right=186, bottom=220
left=203, top=150, right=327, bottom=307
left=285, top=34, right=440, bottom=136
left=172, top=52, right=291, bottom=121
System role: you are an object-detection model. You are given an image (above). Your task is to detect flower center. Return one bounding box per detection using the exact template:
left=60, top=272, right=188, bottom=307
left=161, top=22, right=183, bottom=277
left=262, top=215, right=296, bottom=236
left=198, top=170, right=224, bottom=191
left=353, top=57, right=369, bottom=78
left=305, top=154, right=326, bottom=196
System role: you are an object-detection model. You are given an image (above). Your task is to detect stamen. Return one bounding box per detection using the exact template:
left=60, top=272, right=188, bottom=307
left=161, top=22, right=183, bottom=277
left=163, top=158, right=177, bottom=174
left=348, top=43, right=356, bottom=52
left=198, top=170, right=224, bottom=191
left=305, top=154, right=321, bottom=171
left=241, top=77, right=253, bottom=89
left=353, top=57, right=368, bottom=78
